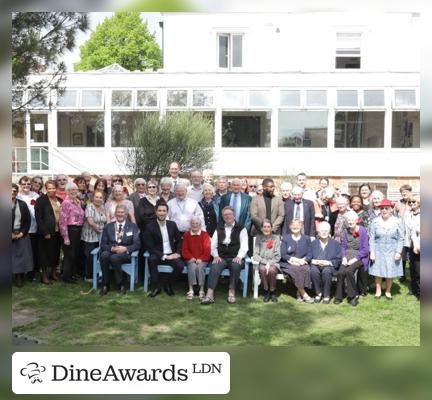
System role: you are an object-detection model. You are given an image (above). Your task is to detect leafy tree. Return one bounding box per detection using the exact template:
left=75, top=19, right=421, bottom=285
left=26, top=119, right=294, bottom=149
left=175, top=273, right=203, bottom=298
left=120, top=112, right=214, bottom=181
left=75, top=12, right=161, bottom=72
left=12, top=12, right=88, bottom=112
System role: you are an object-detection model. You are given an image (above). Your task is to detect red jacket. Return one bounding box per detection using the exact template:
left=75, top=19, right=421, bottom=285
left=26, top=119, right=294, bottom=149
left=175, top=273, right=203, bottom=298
left=182, top=231, right=211, bottom=261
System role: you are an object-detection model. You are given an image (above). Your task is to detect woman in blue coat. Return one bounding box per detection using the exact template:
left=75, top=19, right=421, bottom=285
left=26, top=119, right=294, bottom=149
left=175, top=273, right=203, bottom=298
left=369, top=199, right=404, bottom=300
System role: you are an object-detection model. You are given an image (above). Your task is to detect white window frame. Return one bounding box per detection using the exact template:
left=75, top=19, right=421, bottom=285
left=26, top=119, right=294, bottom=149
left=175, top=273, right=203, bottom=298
left=191, top=89, right=215, bottom=108
left=80, top=89, right=105, bottom=109
left=392, top=88, right=419, bottom=109
left=336, top=89, right=359, bottom=109
left=279, top=89, right=302, bottom=109
left=248, top=89, right=272, bottom=109
left=305, top=89, right=328, bottom=109
left=135, top=89, right=159, bottom=109
left=56, top=89, right=79, bottom=109
left=361, top=89, right=386, bottom=109
left=165, top=88, right=189, bottom=109
left=334, top=30, right=363, bottom=70
left=216, top=32, right=244, bottom=71
left=221, top=89, right=247, bottom=108
left=110, top=89, right=134, bottom=109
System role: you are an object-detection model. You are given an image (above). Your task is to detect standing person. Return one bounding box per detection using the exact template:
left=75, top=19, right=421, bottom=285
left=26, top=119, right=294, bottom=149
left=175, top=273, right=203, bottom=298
left=368, top=190, right=385, bottom=222
left=99, top=204, right=140, bottom=295
left=187, top=169, right=204, bottom=202
left=105, top=184, right=136, bottom=224
left=73, top=175, right=89, bottom=209
left=198, top=183, right=219, bottom=238
left=81, top=171, right=93, bottom=192
left=350, top=195, right=370, bottom=228
left=136, top=180, right=159, bottom=245
left=102, top=175, right=113, bottom=197
left=182, top=217, right=211, bottom=300
left=247, top=179, right=258, bottom=197
left=282, top=186, right=316, bottom=237
left=334, top=211, right=370, bottom=306
left=12, top=183, right=33, bottom=288
left=394, top=184, right=413, bottom=219
left=203, top=169, right=214, bottom=185
left=253, top=220, right=281, bottom=302
left=295, top=172, right=316, bottom=201
left=167, top=161, right=189, bottom=191
left=128, top=178, right=147, bottom=214
left=81, top=190, right=107, bottom=281
left=332, top=196, right=349, bottom=242
left=314, top=187, right=338, bottom=236
left=159, top=177, right=175, bottom=203
left=308, top=221, right=342, bottom=304
left=17, top=176, right=39, bottom=281
left=214, top=176, right=229, bottom=204
left=358, top=183, right=372, bottom=209
left=59, top=183, right=85, bottom=284
left=200, top=206, right=248, bottom=305
left=250, top=178, right=285, bottom=237
left=91, top=177, right=109, bottom=203
left=34, top=180, right=63, bottom=283
left=280, top=182, right=293, bottom=202
left=55, top=174, right=69, bottom=201
left=280, top=219, right=314, bottom=303
left=167, top=183, right=205, bottom=234
left=316, top=177, right=330, bottom=199
left=240, top=177, right=249, bottom=194
left=31, top=176, right=44, bottom=196
left=144, top=202, right=185, bottom=297
left=218, top=178, right=252, bottom=232
left=369, top=199, right=404, bottom=300
left=112, top=175, right=129, bottom=196
left=404, top=195, right=420, bottom=300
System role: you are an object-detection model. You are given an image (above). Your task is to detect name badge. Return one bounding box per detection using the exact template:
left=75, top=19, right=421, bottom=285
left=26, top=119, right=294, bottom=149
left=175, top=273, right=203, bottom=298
left=126, top=232, right=133, bottom=236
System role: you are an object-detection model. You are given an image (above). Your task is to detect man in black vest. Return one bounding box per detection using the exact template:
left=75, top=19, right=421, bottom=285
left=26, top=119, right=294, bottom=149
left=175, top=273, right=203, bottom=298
left=201, top=206, right=248, bottom=305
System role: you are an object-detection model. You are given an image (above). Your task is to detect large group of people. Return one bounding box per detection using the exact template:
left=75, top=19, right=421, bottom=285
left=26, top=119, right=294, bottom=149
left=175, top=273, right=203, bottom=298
left=12, top=163, right=421, bottom=306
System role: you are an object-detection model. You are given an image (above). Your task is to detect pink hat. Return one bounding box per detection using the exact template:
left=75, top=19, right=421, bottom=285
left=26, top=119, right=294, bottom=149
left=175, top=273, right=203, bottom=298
left=379, top=199, right=394, bottom=208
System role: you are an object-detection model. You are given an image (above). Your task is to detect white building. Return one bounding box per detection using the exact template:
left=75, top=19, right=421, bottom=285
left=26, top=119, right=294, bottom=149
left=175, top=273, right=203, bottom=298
left=12, top=12, right=420, bottom=194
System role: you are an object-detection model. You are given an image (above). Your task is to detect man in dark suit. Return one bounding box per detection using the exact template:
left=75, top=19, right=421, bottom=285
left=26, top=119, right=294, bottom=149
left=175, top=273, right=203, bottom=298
left=99, top=204, right=140, bottom=295
left=282, top=185, right=316, bottom=237
left=218, top=178, right=252, bottom=232
left=144, top=201, right=185, bottom=297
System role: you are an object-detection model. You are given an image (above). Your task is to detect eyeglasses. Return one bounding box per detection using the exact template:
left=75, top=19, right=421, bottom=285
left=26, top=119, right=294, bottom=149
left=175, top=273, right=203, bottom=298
left=113, top=180, right=122, bottom=183
left=408, top=201, right=417, bottom=204
left=58, top=179, right=67, bottom=182
left=20, top=183, right=31, bottom=186
left=147, top=186, right=157, bottom=189
left=136, top=183, right=145, bottom=186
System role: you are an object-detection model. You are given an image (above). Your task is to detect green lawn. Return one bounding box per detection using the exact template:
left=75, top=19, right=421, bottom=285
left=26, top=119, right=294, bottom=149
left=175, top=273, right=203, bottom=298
left=12, top=277, right=420, bottom=346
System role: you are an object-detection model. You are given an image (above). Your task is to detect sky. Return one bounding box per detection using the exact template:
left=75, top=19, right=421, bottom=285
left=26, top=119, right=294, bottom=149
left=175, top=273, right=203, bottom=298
left=64, top=12, right=162, bottom=72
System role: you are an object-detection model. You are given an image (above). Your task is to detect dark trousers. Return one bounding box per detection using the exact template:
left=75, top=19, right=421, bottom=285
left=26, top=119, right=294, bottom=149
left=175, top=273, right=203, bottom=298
left=100, top=251, right=131, bottom=288
left=148, top=254, right=184, bottom=289
left=258, top=264, right=278, bottom=291
left=83, top=241, right=99, bottom=279
left=357, top=266, right=369, bottom=294
left=208, top=258, right=242, bottom=290
left=310, top=264, right=333, bottom=298
left=38, top=232, right=61, bottom=272
left=335, top=261, right=362, bottom=300
left=408, top=249, right=420, bottom=298
left=62, top=226, right=82, bottom=281
left=29, top=233, right=39, bottom=276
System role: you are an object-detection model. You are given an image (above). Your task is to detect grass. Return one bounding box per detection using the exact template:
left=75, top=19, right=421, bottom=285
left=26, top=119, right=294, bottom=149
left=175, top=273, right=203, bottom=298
left=12, top=276, right=420, bottom=346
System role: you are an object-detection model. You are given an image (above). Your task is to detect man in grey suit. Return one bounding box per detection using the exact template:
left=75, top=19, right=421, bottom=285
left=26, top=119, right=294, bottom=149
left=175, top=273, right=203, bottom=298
left=250, top=178, right=285, bottom=236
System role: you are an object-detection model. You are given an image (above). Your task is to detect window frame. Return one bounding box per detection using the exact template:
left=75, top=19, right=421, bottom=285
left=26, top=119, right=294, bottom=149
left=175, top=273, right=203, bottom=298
left=135, top=89, right=159, bottom=109
left=393, top=88, right=419, bottom=109
left=361, top=89, right=386, bottom=109
left=216, top=32, right=244, bottom=71
left=166, top=88, right=189, bottom=108
left=335, top=31, right=362, bottom=70
left=80, top=89, right=105, bottom=109
left=110, top=89, right=134, bottom=109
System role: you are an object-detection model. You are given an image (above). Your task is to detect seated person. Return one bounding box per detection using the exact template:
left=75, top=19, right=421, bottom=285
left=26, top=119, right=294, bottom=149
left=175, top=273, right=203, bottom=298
left=182, top=217, right=211, bottom=300
left=201, top=206, right=248, bottom=305
left=99, top=204, right=140, bottom=295
left=144, top=201, right=184, bottom=297
left=253, top=219, right=281, bottom=302
left=307, top=221, right=342, bottom=304
left=280, top=219, right=314, bottom=304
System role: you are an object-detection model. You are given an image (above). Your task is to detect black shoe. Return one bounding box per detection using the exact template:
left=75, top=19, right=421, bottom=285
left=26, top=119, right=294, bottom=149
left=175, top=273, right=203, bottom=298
left=334, top=298, right=342, bottom=305
left=263, top=290, right=270, bottom=303
left=270, top=291, right=278, bottom=302
left=164, top=285, right=175, bottom=296
left=120, top=285, right=127, bottom=295
left=15, top=274, right=23, bottom=288
left=149, top=288, right=161, bottom=298
left=62, top=278, right=77, bottom=284
left=360, top=292, right=368, bottom=297
left=350, top=297, right=359, bottom=307
left=99, top=286, right=108, bottom=296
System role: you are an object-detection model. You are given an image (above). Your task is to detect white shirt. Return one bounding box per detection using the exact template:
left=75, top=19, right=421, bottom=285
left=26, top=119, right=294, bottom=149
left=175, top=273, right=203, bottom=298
left=187, top=185, right=203, bottom=202
left=210, top=224, right=249, bottom=259
left=114, top=220, right=125, bottom=243
left=302, top=188, right=317, bottom=202
left=157, top=220, right=173, bottom=254
left=167, top=197, right=205, bottom=233
left=17, top=191, right=39, bottom=233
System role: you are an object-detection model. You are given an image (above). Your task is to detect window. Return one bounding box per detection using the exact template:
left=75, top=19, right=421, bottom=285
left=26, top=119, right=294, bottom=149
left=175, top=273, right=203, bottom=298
left=364, top=90, right=384, bottom=107
left=137, top=90, right=158, bottom=107
left=12, top=91, right=23, bottom=109
left=192, top=90, right=214, bottom=107
left=278, top=111, right=327, bottom=148
left=167, top=90, right=187, bottom=107
left=249, top=91, right=271, bottom=107
left=57, top=112, right=104, bottom=147
left=30, top=114, right=48, bottom=142
left=29, top=91, right=47, bottom=108
left=306, top=90, right=327, bottom=107
left=218, top=33, right=243, bottom=69
left=12, top=112, right=26, bottom=145
left=392, top=111, right=420, bottom=148
left=280, top=90, right=301, bottom=107
left=395, top=90, right=416, bottom=107
left=81, top=90, right=103, bottom=107
left=112, top=111, right=157, bottom=147
left=112, top=90, right=132, bottom=107
left=222, top=91, right=245, bottom=107
left=30, top=147, right=49, bottom=170
left=335, top=112, right=384, bottom=148
left=336, top=32, right=361, bottom=69
left=222, top=111, right=270, bottom=147
left=337, top=90, right=358, bottom=107
left=57, top=90, right=77, bottom=107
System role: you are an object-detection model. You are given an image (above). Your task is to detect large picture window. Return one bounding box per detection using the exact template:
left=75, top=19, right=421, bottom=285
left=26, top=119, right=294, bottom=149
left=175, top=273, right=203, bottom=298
left=392, top=111, right=420, bottom=148
left=278, top=111, right=327, bottom=147
left=30, top=114, right=48, bottom=143
left=218, top=33, right=243, bottom=69
left=58, top=112, right=104, bottom=147
left=222, top=111, right=270, bottom=147
left=335, top=111, right=384, bottom=148
left=112, top=111, right=157, bottom=147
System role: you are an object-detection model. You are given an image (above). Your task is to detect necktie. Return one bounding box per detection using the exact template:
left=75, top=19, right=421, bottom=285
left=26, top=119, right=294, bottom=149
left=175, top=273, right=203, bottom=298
left=117, top=223, right=123, bottom=243
left=295, top=203, right=300, bottom=219
left=234, top=193, right=241, bottom=222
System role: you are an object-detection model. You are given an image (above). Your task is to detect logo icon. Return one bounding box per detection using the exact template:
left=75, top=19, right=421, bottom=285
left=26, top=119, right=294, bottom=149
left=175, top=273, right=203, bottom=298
left=20, top=362, right=46, bottom=383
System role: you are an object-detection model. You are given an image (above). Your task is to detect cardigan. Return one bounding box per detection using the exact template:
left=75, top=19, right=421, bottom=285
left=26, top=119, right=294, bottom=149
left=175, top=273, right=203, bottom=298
left=181, top=231, right=211, bottom=261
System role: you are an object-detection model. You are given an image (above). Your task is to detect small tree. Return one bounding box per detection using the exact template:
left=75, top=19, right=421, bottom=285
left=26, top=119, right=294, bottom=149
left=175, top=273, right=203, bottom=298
left=75, top=12, right=161, bottom=71
left=120, top=112, right=214, bottom=181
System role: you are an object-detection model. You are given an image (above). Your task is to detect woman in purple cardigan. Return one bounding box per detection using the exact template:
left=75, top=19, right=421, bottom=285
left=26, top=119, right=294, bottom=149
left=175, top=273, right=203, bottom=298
left=334, top=211, right=369, bottom=307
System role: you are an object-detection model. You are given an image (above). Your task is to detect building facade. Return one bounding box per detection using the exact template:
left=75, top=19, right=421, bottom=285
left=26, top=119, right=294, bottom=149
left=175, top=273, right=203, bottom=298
left=12, top=12, right=420, bottom=194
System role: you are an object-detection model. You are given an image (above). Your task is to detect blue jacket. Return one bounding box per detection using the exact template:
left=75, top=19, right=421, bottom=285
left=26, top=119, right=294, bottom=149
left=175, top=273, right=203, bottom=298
left=218, top=192, right=252, bottom=232
left=307, top=238, right=342, bottom=273
left=100, top=221, right=140, bottom=254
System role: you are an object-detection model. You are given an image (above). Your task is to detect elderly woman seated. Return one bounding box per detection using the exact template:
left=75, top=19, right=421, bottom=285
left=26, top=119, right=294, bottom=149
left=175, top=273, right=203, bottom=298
left=181, top=217, right=211, bottom=300
left=334, top=211, right=369, bottom=306
left=253, top=219, right=281, bottom=302
left=308, top=221, right=342, bottom=304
